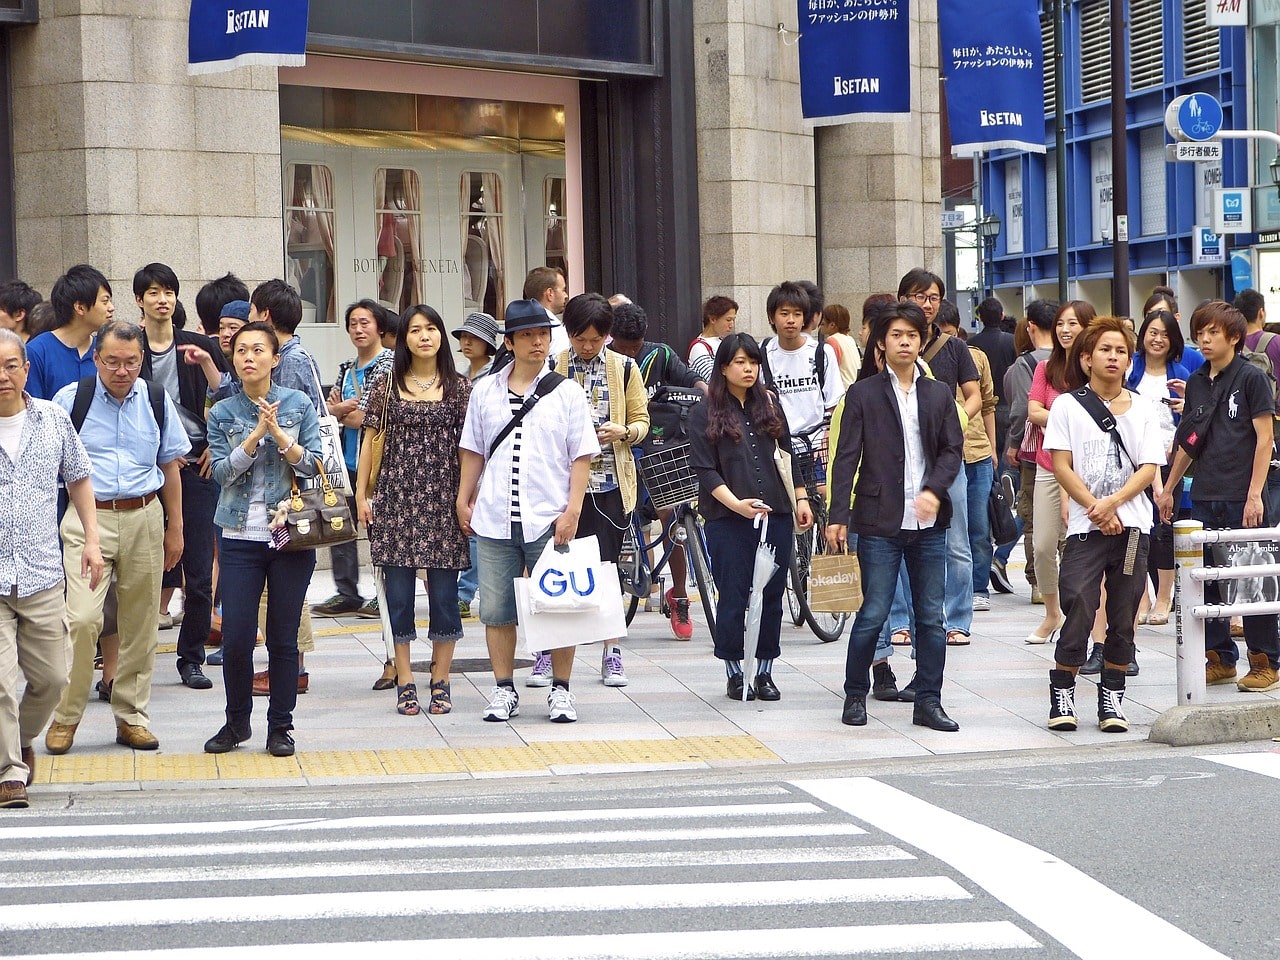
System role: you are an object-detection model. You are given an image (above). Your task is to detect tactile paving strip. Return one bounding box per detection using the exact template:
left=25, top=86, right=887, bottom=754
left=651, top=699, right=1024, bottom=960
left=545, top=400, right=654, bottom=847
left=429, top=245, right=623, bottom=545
left=530, top=740, right=626, bottom=766
left=213, top=753, right=304, bottom=779
left=377, top=748, right=468, bottom=775
left=134, top=753, right=219, bottom=781
left=297, top=750, right=386, bottom=778
left=678, top=736, right=781, bottom=761
left=454, top=747, right=550, bottom=773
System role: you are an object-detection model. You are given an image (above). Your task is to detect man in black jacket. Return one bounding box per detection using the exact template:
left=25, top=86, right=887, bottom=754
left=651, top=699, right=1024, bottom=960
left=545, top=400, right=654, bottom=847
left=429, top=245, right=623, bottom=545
left=134, top=263, right=230, bottom=691
left=827, top=302, right=965, bottom=731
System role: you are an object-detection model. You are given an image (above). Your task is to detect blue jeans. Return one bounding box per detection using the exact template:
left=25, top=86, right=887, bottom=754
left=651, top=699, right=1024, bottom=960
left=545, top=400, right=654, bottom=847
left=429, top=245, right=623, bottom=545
left=877, top=566, right=912, bottom=661
left=457, top=535, right=479, bottom=605
left=943, top=467, right=972, bottom=635
left=477, top=527, right=555, bottom=627
left=965, top=458, right=994, bottom=597
left=383, top=566, right=464, bottom=645
left=218, top=538, right=315, bottom=732
left=705, top=514, right=793, bottom=662
left=846, top=528, right=947, bottom=703
left=1192, top=500, right=1280, bottom=667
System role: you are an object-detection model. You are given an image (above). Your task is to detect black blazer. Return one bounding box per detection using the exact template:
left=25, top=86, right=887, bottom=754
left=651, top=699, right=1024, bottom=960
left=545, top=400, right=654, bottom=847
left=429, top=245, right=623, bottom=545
left=828, top=366, right=964, bottom=538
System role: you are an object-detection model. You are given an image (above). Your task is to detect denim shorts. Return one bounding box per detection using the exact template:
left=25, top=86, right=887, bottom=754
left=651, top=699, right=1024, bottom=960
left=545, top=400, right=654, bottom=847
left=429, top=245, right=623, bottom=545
left=477, top=527, right=555, bottom=626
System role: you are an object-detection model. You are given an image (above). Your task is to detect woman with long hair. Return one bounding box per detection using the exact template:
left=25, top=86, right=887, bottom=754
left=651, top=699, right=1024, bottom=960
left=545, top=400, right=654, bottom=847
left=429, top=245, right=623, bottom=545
left=1024, top=300, right=1095, bottom=644
left=356, top=305, right=472, bottom=716
left=1124, top=308, right=1191, bottom=627
left=203, top=321, right=322, bottom=758
left=688, top=333, right=812, bottom=701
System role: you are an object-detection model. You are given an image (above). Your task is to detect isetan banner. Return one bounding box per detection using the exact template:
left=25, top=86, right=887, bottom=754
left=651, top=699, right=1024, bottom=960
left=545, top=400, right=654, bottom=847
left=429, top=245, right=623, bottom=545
left=796, top=0, right=912, bottom=125
left=939, top=0, right=1045, bottom=156
left=188, top=0, right=310, bottom=76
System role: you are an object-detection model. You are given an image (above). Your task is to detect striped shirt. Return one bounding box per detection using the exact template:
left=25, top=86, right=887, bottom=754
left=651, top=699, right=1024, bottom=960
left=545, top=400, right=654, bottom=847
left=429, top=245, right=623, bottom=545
left=507, top=389, right=523, bottom=523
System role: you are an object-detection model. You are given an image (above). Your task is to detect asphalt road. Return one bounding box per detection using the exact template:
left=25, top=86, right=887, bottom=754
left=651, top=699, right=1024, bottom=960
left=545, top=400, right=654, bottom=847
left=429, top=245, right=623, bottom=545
left=3, top=744, right=1278, bottom=959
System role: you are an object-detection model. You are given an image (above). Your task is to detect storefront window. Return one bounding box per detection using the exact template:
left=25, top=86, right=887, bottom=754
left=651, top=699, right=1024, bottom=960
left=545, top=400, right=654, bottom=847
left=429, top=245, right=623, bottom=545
left=375, top=168, right=422, bottom=316
left=285, top=163, right=336, bottom=324
left=544, top=177, right=567, bottom=281
left=461, top=172, right=505, bottom=317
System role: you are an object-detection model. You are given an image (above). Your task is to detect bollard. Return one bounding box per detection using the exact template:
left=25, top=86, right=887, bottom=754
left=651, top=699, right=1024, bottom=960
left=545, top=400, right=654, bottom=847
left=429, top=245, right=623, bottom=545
left=1173, top=520, right=1206, bottom=705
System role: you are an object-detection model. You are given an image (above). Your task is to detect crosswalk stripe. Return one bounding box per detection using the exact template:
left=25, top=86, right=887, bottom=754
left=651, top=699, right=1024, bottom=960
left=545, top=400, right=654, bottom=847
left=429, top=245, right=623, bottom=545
left=0, top=844, right=915, bottom=889
left=1199, top=751, right=1280, bottom=779
left=0, top=877, right=971, bottom=931
left=12, top=822, right=868, bottom=863
left=2, top=922, right=1040, bottom=958
left=0, top=802, right=824, bottom=842
left=793, top=776, right=1230, bottom=960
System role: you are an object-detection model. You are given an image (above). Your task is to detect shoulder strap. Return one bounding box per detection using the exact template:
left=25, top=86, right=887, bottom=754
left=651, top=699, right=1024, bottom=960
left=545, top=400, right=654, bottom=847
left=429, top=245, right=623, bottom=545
left=1071, top=386, right=1139, bottom=472
left=760, top=337, right=775, bottom=390
left=145, top=379, right=167, bottom=434
left=69, top=376, right=96, bottom=433
left=487, top=371, right=566, bottom=459
left=1020, top=351, right=1039, bottom=376
left=814, top=331, right=828, bottom=386
left=923, top=330, right=951, bottom=364
left=623, top=356, right=634, bottom=390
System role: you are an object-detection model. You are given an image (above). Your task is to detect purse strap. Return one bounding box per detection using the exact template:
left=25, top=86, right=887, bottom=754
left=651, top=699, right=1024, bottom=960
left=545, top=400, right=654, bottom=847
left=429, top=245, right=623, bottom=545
left=290, top=456, right=340, bottom=509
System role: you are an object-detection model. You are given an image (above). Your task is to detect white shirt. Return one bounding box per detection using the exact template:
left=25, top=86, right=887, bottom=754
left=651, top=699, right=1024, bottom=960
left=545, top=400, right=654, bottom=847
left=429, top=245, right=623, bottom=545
left=460, top=363, right=601, bottom=542
left=1043, top=389, right=1166, bottom=536
left=0, top=409, right=25, bottom=461
left=765, top=336, right=842, bottom=435
left=891, top=364, right=934, bottom=531
left=542, top=305, right=572, bottom=357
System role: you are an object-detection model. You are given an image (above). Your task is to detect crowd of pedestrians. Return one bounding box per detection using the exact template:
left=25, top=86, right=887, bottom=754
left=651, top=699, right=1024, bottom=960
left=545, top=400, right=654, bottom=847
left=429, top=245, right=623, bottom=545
left=0, top=256, right=1276, bottom=809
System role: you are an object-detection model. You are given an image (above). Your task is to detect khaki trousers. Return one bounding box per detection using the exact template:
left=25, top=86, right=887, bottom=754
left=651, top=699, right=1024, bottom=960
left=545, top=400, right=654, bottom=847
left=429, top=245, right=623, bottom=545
left=56, top=500, right=163, bottom=728
left=0, top=585, right=69, bottom=783
left=258, top=592, right=314, bottom=654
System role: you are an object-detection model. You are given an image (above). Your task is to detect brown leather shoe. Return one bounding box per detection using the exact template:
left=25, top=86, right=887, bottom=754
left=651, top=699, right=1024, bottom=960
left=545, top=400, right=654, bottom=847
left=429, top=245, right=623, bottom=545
left=44, top=721, right=78, bottom=756
left=20, top=746, right=34, bottom=786
left=0, top=780, right=28, bottom=808
left=115, top=720, right=159, bottom=750
left=297, top=672, right=309, bottom=695
left=251, top=670, right=270, bottom=696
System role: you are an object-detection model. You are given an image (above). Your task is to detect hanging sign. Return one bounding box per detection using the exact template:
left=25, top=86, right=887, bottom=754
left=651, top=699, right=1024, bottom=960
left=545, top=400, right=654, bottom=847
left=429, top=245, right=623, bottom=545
left=796, top=0, right=912, bottom=124
left=188, top=0, right=309, bottom=76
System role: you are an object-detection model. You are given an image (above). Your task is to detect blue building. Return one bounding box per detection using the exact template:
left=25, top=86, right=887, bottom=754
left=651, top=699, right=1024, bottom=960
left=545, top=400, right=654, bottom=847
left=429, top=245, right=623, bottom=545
left=981, top=0, right=1251, bottom=318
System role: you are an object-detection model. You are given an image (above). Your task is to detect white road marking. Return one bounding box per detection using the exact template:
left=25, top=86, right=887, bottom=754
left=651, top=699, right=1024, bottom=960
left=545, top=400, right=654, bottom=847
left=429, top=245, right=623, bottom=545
left=1, top=922, right=1038, bottom=958
left=0, top=802, right=823, bottom=842
left=0, top=877, right=970, bottom=931
left=1199, top=751, right=1280, bottom=780
left=792, top=777, right=1230, bottom=960
left=0, top=844, right=913, bottom=889
left=12, top=822, right=867, bottom=862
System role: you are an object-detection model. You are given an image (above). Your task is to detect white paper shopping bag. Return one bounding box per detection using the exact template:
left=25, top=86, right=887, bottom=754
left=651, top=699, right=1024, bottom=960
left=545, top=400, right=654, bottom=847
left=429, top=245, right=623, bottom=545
left=527, top=536, right=604, bottom=614
left=516, top=562, right=628, bottom=654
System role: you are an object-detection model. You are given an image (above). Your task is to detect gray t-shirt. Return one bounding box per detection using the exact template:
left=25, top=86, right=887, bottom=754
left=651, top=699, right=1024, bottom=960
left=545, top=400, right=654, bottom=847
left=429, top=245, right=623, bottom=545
left=150, top=341, right=205, bottom=449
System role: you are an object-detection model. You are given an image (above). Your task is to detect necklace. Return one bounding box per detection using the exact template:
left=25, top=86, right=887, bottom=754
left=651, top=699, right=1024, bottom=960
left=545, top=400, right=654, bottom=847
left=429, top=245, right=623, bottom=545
left=409, top=371, right=438, bottom=392
left=1098, top=389, right=1124, bottom=407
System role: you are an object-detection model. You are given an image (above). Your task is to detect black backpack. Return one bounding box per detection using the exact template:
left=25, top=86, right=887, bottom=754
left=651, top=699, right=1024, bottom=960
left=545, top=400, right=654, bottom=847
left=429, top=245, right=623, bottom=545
left=635, top=344, right=702, bottom=455
left=760, top=332, right=829, bottom=394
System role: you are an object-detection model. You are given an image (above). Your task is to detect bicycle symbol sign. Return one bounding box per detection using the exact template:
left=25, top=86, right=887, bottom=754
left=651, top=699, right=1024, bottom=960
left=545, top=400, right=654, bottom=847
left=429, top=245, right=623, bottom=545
left=1166, top=93, right=1224, bottom=142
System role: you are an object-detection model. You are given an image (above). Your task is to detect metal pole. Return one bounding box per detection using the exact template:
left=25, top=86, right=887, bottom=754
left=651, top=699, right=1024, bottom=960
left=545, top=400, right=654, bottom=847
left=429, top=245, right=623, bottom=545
left=1054, top=0, right=1068, bottom=303
left=974, top=154, right=984, bottom=301
left=1109, top=0, right=1129, bottom=316
left=1173, top=519, right=1206, bottom=705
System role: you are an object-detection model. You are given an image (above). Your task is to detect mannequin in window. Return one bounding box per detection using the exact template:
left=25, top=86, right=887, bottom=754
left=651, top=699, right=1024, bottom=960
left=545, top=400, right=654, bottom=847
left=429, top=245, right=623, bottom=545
left=378, top=182, right=415, bottom=311
left=288, top=173, right=322, bottom=247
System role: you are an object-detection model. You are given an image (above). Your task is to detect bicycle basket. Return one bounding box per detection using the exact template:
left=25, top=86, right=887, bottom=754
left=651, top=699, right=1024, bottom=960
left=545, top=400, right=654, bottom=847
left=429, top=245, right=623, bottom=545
left=789, top=439, right=818, bottom=490
left=638, top=444, right=699, bottom=511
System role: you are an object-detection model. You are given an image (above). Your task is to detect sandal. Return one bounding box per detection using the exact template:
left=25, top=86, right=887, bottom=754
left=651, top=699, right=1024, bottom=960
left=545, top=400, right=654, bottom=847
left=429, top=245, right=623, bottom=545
left=1147, top=602, right=1171, bottom=626
left=891, top=630, right=911, bottom=646
left=946, top=630, right=971, bottom=646
left=373, top=660, right=396, bottom=691
left=396, top=682, right=420, bottom=716
left=429, top=680, right=452, bottom=715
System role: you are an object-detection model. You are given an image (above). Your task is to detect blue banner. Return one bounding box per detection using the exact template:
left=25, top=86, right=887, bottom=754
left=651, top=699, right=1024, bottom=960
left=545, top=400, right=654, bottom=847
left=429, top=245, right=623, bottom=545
left=796, top=0, right=911, bottom=125
left=188, top=0, right=309, bottom=76
left=939, top=0, right=1045, bottom=155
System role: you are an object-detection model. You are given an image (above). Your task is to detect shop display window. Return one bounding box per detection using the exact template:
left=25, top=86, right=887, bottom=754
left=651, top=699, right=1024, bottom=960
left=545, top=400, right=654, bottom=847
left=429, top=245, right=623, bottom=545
left=461, top=172, right=505, bottom=318
left=285, top=162, right=337, bottom=324
left=375, top=168, right=423, bottom=316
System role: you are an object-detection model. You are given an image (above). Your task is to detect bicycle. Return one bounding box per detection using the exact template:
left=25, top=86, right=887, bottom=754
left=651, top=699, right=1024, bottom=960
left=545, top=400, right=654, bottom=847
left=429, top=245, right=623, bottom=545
left=784, top=420, right=851, bottom=643
left=618, top=444, right=719, bottom=641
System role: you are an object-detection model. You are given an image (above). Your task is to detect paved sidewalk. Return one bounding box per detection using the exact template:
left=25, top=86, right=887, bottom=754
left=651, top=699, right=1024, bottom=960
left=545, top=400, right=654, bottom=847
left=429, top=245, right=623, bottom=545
left=27, top=552, right=1274, bottom=790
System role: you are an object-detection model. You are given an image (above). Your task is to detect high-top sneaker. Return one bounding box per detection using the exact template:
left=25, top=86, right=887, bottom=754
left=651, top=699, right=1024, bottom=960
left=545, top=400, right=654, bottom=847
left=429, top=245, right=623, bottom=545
left=1047, top=669, right=1078, bottom=731
left=1097, top=668, right=1128, bottom=733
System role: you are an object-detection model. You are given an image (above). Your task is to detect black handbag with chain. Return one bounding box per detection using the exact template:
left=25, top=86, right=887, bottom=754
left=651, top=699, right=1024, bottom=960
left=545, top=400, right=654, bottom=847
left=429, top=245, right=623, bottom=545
left=271, top=458, right=358, bottom=552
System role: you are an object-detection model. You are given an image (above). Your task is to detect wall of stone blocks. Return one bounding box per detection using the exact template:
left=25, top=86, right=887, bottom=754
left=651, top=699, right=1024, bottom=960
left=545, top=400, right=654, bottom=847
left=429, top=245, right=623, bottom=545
left=9, top=0, right=284, bottom=308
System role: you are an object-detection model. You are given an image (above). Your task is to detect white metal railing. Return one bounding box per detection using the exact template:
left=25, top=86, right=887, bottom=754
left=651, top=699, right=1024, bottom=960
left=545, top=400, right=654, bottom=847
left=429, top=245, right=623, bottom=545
left=1173, top=520, right=1280, bottom=705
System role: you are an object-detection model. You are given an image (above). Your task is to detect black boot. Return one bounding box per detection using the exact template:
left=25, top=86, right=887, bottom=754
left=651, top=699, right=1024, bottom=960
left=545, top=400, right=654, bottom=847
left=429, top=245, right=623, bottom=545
left=1097, top=668, right=1128, bottom=732
left=1079, top=643, right=1104, bottom=676
left=871, top=662, right=899, bottom=702
left=1047, top=669, right=1077, bottom=731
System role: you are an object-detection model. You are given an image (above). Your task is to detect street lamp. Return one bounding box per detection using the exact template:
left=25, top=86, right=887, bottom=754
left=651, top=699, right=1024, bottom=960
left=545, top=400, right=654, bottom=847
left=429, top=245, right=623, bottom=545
left=1270, top=153, right=1280, bottom=200
left=978, top=214, right=1002, bottom=298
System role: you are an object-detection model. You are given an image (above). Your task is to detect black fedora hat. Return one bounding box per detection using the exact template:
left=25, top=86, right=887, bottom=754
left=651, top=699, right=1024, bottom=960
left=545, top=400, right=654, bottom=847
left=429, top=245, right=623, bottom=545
left=499, top=299, right=556, bottom=335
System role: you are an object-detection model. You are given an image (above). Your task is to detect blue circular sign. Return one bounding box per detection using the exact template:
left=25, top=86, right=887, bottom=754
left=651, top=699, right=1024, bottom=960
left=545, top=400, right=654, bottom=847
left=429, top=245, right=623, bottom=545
left=1176, top=93, right=1223, bottom=142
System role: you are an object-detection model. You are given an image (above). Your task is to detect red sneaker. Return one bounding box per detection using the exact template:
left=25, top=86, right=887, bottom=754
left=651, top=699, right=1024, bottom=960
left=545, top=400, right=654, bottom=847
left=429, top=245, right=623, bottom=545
left=666, top=588, right=693, bottom=640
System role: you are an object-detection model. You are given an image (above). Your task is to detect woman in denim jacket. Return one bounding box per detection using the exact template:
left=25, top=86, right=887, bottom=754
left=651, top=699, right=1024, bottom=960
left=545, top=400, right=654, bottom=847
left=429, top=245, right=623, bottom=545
left=202, top=321, right=322, bottom=758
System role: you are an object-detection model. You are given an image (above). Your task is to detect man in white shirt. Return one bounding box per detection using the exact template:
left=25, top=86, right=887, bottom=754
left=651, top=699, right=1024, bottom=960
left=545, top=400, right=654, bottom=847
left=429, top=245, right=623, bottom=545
left=457, top=300, right=599, bottom=724
left=523, top=266, right=571, bottom=356
left=762, top=281, right=842, bottom=445
left=1043, top=317, right=1164, bottom=734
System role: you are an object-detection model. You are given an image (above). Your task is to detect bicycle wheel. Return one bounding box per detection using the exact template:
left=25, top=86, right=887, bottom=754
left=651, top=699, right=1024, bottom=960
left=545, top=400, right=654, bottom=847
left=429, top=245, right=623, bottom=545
left=624, top=592, right=640, bottom=626
left=684, top=512, right=717, bottom=643
left=786, top=528, right=812, bottom=625
left=801, top=500, right=851, bottom=643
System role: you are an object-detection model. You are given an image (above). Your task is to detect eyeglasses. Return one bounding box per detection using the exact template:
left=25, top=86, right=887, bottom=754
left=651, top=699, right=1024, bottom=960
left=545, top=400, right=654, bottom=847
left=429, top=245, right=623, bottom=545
left=0, top=361, right=23, bottom=376
left=909, top=293, right=942, bottom=306
left=97, top=359, right=143, bottom=372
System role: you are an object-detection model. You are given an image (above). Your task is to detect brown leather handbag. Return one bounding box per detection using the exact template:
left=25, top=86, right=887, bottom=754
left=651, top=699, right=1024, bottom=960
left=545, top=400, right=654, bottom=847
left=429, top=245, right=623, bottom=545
left=271, top=459, right=357, bottom=552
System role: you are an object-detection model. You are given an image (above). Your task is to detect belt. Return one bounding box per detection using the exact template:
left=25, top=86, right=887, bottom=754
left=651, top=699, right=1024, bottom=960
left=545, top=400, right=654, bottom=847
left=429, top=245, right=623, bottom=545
left=95, top=492, right=158, bottom=511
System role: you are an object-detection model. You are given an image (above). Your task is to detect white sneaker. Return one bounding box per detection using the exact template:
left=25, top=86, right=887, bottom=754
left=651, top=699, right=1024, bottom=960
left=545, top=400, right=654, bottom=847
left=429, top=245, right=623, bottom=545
left=548, top=686, right=577, bottom=723
left=972, top=595, right=991, bottom=612
left=482, top=686, right=520, bottom=722
left=601, top=645, right=629, bottom=686
left=526, top=652, right=552, bottom=688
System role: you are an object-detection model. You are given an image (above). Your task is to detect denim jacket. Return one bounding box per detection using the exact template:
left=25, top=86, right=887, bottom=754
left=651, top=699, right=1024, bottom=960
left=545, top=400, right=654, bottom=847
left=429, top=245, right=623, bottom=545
left=207, top=384, right=322, bottom=532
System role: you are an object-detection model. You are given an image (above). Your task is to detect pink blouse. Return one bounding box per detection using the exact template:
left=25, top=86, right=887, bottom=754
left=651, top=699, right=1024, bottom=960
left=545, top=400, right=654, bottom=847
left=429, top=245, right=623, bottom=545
left=1026, top=360, right=1064, bottom=472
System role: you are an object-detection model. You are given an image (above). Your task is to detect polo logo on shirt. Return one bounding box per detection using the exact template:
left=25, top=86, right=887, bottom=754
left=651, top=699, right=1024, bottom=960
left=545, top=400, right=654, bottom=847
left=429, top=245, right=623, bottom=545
left=1229, top=390, right=1240, bottom=419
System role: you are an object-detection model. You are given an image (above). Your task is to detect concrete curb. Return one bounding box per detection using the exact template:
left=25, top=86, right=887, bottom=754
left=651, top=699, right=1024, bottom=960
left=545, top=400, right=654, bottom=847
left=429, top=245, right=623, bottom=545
left=1148, top=701, right=1280, bottom=746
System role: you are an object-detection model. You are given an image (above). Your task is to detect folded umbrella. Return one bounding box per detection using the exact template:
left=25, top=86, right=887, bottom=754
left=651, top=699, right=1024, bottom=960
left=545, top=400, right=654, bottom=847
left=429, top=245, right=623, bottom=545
left=743, top=513, right=780, bottom=701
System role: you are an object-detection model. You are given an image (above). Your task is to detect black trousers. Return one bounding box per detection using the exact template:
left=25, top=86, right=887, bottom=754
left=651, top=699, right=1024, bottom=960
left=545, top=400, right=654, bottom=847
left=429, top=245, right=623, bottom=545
left=1055, top=530, right=1149, bottom=668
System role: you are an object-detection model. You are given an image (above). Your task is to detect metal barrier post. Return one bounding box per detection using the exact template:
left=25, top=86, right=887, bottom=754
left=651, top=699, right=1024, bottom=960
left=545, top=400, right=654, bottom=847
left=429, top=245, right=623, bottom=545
left=1173, top=519, right=1206, bottom=705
